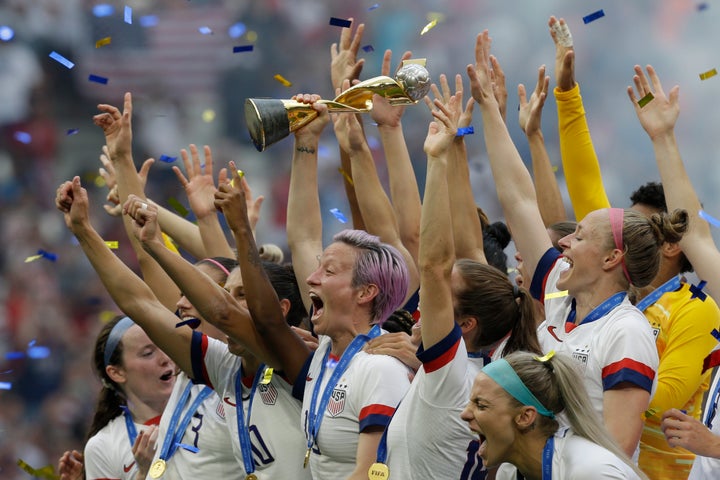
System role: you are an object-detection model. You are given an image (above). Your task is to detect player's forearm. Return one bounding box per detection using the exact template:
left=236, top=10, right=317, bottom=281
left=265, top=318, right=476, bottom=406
left=528, top=132, right=566, bottom=226
left=449, top=138, right=486, bottom=263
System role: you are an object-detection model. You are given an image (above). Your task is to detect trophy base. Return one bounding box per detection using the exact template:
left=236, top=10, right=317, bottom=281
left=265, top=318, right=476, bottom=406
left=245, top=99, right=291, bottom=152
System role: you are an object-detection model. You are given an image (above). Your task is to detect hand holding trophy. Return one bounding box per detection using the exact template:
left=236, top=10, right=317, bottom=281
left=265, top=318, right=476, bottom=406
left=245, top=60, right=430, bottom=151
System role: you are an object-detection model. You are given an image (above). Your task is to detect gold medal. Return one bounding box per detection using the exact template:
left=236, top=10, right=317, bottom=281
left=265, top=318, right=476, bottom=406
left=368, top=462, right=390, bottom=480
left=149, top=459, right=167, bottom=479
left=303, top=448, right=311, bottom=468
left=245, top=474, right=258, bottom=480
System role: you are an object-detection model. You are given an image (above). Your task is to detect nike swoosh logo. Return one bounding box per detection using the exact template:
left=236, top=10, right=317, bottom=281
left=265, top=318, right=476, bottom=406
left=123, top=461, right=136, bottom=472
left=223, top=396, right=237, bottom=407
left=547, top=325, right=563, bottom=343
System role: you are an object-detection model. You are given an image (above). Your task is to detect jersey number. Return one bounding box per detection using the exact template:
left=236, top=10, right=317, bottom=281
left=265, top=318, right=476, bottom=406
left=459, top=440, right=486, bottom=480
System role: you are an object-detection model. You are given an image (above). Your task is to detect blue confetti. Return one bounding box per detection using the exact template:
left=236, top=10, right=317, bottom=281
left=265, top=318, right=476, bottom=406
left=228, top=22, right=246, bottom=38
left=177, top=443, right=199, bottom=453
left=699, top=210, right=720, bottom=228
left=27, top=346, right=50, bottom=359
left=0, top=382, right=11, bottom=390
left=329, top=17, right=352, bottom=28
left=233, top=45, right=254, bottom=53
left=361, top=45, right=374, bottom=53
left=698, top=2, right=709, bottom=11
left=140, top=15, right=158, bottom=27
left=92, top=4, right=115, bottom=17
left=330, top=208, right=348, bottom=223
left=159, top=155, right=177, bottom=163
left=66, top=128, right=79, bottom=136
left=0, top=25, right=15, bottom=42
left=88, top=74, right=109, bottom=85
left=368, top=3, right=380, bottom=10
left=5, top=352, right=24, bottom=360
left=49, top=51, right=75, bottom=69
left=456, top=126, right=475, bottom=137
left=582, top=9, right=605, bottom=24
left=712, top=329, right=720, bottom=341
left=198, top=26, right=213, bottom=35
left=690, top=280, right=708, bottom=301
left=14, top=131, right=31, bottom=144
left=124, top=5, right=132, bottom=24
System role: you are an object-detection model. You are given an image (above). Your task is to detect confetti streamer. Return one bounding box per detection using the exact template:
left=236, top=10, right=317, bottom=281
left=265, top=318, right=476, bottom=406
left=0, top=25, right=15, bottom=42
left=95, top=36, right=111, bottom=48
left=582, top=9, right=605, bottom=24
left=369, top=4, right=380, bottom=10
left=329, top=17, right=352, bottom=28
left=16, top=459, right=58, bottom=480
left=420, top=19, right=438, bottom=35
left=544, top=290, right=569, bottom=299
left=0, top=382, right=11, bottom=390
left=690, top=280, right=708, bottom=301
left=5, top=352, right=24, bottom=360
left=105, top=240, right=119, bottom=249
left=27, top=346, right=50, bottom=359
left=88, top=74, right=109, bottom=85
left=699, top=209, right=720, bottom=228
left=66, top=128, right=79, bottom=136
left=456, top=126, right=474, bottom=137
left=552, top=165, right=559, bottom=173
left=198, top=26, right=213, bottom=35
left=274, top=74, right=292, bottom=87
left=140, top=15, right=158, bottom=27
left=49, top=51, right=75, bottom=69
left=338, top=167, right=354, bottom=186
left=38, top=249, right=58, bottom=261
left=330, top=208, right=348, bottom=223
left=361, top=45, right=374, bottom=53
left=100, top=310, right=117, bottom=324
left=168, top=197, right=189, bottom=218
left=233, top=45, right=254, bottom=53
left=92, top=4, right=115, bottom=17
left=14, top=132, right=31, bottom=144
left=159, top=155, right=177, bottom=163
left=699, top=68, right=717, bottom=81
left=637, top=92, right=654, bottom=108
left=711, top=328, right=720, bottom=341
left=644, top=407, right=659, bottom=420
left=124, top=6, right=132, bottom=24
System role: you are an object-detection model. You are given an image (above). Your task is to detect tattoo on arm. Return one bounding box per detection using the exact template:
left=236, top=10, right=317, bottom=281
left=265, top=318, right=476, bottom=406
left=246, top=249, right=261, bottom=268
left=296, top=145, right=316, bottom=154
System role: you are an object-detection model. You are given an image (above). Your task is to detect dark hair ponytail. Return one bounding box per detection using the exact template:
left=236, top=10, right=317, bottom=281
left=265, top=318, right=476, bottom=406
left=503, top=287, right=542, bottom=357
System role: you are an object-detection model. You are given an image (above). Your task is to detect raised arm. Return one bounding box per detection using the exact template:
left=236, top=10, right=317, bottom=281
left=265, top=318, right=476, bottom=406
left=467, top=31, right=553, bottom=281
left=519, top=65, right=567, bottom=226
left=629, top=64, right=720, bottom=298
left=418, top=90, right=460, bottom=348
left=55, top=177, right=194, bottom=376
left=215, top=165, right=310, bottom=384
left=369, top=49, right=422, bottom=266
left=332, top=89, right=420, bottom=303
left=549, top=16, right=610, bottom=220
left=286, top=95, right=330, bottom=312
left=93, top=92, right=180, bottom=311
left=172, top=144, right=235, bottom=258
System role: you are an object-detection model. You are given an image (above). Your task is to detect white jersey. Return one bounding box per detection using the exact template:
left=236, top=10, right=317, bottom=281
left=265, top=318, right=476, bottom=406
left=85, top=413, right=160, bottom=480
left=385, top=323, right=487, bottom=480
left=532, top=250, right=659, bottom=420
left=689, top=353, right=720, bottom=479
left=189, top=332, right=311, bottom=480
left=146, top=371, right=242, bottom=479
left=495, top=427, right=641, bottom=479
left=295, top=334, right=411, bottom=480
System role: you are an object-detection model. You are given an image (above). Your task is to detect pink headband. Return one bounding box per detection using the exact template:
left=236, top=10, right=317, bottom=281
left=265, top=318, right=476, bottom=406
left=608, top=208, right=632, bottom=285
left=201, top=258, right=231, bottom=276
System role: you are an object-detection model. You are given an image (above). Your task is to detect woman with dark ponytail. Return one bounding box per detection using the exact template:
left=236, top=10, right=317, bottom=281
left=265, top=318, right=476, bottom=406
left=462, top=350, right=647, bottom=479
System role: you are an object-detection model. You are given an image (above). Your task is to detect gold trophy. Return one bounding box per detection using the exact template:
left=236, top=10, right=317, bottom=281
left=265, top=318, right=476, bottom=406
left=245, top=60, right=430, bottom=151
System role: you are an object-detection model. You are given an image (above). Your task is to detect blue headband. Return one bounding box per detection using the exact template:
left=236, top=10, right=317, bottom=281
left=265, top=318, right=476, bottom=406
left=104, top=316, right=135, bottom=367
left=483, top=358, right=555, bottom=419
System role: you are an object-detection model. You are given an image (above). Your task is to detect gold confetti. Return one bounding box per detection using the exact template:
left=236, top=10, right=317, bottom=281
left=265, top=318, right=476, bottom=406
left=94, top=175, right=106, bottom=188
left=261, top=367, right=274, bottom=384
left=24, top=254, right=43, bottom=263
left=105, top=241, right=119, bottom=249
left=202, top=109, right=216, bottom=123
left=162, top=232, right=180, bottom=255
left=274, top=74, right=292, bottom=87
left=420, top=19, right=438, bottom=35
left=95, top=36, right=112, bottom=48
left=637, top=92, right=654, bottom=108
left=230, top=170, right=245, bottom=188
left=167, top=197, right=189, bottom=218
left=544, top=290, right=569, bottom=299
left=700, top=68, right=718, bottom=81
left=338, top=167, right=354, bottom=186
left=100, top=310, right=117, bottom=323
left=17, top=459, right=58, bottom=480
left=552, top=165, right=559, bottom=173
left=247, top=31, right=258, bottom=42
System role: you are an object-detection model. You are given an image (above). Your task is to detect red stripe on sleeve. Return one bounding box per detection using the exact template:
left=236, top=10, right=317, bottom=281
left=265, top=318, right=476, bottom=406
left=423, top=338, right=461, bottom=373
left=359, top=404, right=396, bottom=421
left=602, top=358, right=655, bottom=380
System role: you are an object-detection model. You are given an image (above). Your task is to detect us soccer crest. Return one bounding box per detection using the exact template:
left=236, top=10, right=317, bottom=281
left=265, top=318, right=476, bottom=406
left=327, top=387, right=347, bottom=417
left=258, top=383, right=278, bottom=405
left=571, top=345, right=590, bottom=371
left=216, top=400, right=226, bottom=419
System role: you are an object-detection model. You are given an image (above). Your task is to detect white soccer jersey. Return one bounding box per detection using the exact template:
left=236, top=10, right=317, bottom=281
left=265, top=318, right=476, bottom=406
left=85, top=413, right=160, bottom=480
left=385, top=323, right=487, bottom=480
left=532, top=249, right=659, bottom=421
left=689, top=353, right=720, bottom=479
left=146, top=371, right=242, bottom=479
left=189, top=332, right=311, bottom=480
left=296, top=334, right=411, bottom=480
left=495, top=427, right=641, bottom=479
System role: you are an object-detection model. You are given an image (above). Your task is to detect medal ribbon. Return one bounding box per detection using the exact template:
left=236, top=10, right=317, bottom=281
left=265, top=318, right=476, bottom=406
left=307, top=325, right=382, bottom=453
left=157, top=383, right=213, bottom=462
left=636, top=276, right=682, bottom=312
left=235, top=363, right=267, bottom=476
left=120, top=405, right=138, bottom=447
left=566, top=291, right=626, bottom=325
left=542, top=435, right=554, bottom=480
